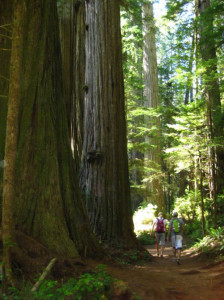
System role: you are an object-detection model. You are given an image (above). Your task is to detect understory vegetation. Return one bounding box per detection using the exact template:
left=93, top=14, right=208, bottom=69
left=0, top=265, right=139, bottom=300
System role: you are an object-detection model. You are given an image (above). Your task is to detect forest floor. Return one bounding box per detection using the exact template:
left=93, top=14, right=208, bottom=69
left=87, top=243, right=224, bottom=300
left=1, top=232, right=224, bottom=299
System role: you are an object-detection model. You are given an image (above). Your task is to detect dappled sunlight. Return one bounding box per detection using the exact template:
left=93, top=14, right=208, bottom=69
left=133, top=203, right=157, bottom=234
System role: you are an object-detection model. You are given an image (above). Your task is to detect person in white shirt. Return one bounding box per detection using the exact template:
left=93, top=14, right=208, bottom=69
left=151, top=212, right=168, bottom=258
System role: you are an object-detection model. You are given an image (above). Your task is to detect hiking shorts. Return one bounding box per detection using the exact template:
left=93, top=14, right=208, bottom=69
left=155, top=232, right=165, bottom=246
left=171, top=234, right=183, bottom=249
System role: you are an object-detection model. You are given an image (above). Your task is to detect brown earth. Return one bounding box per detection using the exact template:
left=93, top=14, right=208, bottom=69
left=1, top=231, right=224, bottom=299
left=88, top=243, right=224, bottom=300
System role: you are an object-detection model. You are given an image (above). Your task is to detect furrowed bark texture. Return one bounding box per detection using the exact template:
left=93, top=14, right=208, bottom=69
left=2, top=0, right=23, bottom=285
left=59, top=0, right=85, bottom=171
left=12, top=0, right=99, bottom=257
left=0, top=0, right=12, bottom=214
left=72, top=0, right=85, bottom=167
left=80, top=0, right=137, bottom=247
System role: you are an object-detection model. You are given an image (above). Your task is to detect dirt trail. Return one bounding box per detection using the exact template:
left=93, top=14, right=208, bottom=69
left=95, top=243, right=224, bottom=300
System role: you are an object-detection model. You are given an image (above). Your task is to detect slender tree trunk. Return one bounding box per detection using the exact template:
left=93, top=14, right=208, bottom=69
left=184, top=34, right=195, bottom=105
left=79, top=0, right=138, bottom=247
left=2, top=0, right=23, bottom=286
left=200, top=169, right=206, bottom=236
left=142, top=1, right=164, bottom=211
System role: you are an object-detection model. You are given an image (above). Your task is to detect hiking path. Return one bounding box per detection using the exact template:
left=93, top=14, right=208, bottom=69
left=89, top=243, right=224, bottom=300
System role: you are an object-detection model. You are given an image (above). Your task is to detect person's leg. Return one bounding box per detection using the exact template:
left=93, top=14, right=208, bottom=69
left=175, top=235, right=183, bottom=264
left=155, top=233, right=159, bottom=256
left=177, top=249, right=181, bottom=259
left=160, top=233, right=165, bottom=257
left=171, top=235, right=176, bottom=257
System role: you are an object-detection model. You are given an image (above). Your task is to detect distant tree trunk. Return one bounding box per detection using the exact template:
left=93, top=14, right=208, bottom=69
left=8, top=0, right=99, bottom=258
left=196, top=0, right=224, bottom=227
left=2, top=0, right=23, bottom=286
left=184, top=34, right=195, bottom=105
left=0, top=0, right=12, bottom=215
left=79, top=0, right=138, bottom=247
left=142, top=1, right=164, bottom=212
left=199, top=155, right=206, bottom=236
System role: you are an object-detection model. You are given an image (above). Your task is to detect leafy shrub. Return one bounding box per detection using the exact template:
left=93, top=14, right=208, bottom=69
left=115, top=248, right=151, bottom=265
left=1, top=265, right=115, bottom=300
left=136, top=230, right=154, bottom=245
left=193, top=226, right=224, bottom=259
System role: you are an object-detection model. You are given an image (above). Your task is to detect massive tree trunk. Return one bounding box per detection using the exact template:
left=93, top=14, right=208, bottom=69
left=5, top=0, right=99, bottom=258
left=79, top=0, right=138, bottom=247
left=2, top=0, right=23, bottom=285
left=142, top=1, right=164, bottom=211
left=0, top=0, right=12, bottom=213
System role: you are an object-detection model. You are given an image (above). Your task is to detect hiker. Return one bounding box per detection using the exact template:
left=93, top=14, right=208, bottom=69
left=151, top=212, right=168, bottom=258
left=167, top=211, right=185, bottom=264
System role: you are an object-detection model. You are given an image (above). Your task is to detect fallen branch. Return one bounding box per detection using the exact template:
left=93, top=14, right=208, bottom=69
left=31, top=258, right=57, bottom=292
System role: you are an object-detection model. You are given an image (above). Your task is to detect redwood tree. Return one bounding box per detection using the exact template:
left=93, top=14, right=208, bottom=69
left=2, top=0, right=100, bottom=260
left=142, top=1, right=165, bottom=211
left=0, top=0, right=12, bottom=211
left=2, top=0, right=22, bottom=285
left=79, top=0, right=138, bottom=247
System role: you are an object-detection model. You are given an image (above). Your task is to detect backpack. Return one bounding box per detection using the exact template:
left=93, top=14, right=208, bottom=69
left=156, top=218, right=165, bottom=233
left=172, top=218, right=181, bottom=234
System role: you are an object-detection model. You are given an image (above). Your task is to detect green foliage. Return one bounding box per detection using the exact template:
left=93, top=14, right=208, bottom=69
left=184, top=220, right=203, bottom=244
left=136, top=230, right=155, bottom=245
left=193, top=227, right=224, bottom=259
left=116, top=248, right=151, bottom=265
left=1, top=265, right=115, bottom=300
left=174, top=190, right=201, bottom=221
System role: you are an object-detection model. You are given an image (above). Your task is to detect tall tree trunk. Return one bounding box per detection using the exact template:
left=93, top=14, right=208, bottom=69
left=142, top=1, right=164, bottom=211
left=184, top=33, right=195, bottom=105
left=0, top=0, right=12, bottom=215
left=196, top=0, right=223, bottom=227
left=2, top=0, right=23, bottom=286
left=8, top=0, right=99, bottom=258
left=79, top=0, right=138, bottom=247
left=200, top=165, right=206, bottom=236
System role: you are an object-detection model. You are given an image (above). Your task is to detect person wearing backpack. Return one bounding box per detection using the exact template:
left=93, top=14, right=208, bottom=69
left=151, top=212, right=168, bottom=258
left=167, top=211, right=185, bottom=264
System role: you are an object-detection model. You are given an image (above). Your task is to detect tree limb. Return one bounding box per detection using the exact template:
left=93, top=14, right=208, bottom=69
left=31, top=258, right=57, bottom=292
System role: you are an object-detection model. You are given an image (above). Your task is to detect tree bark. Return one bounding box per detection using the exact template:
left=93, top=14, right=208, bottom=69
left=7, top=0, right=100, bottom=258
left=79, top=0, right=138, bottom=247
left=142, top=1, right=164, bottom=211
left=0, top=0, right=12, bottom=216
left=2, top=0, right=23, bottom=286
